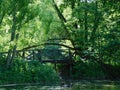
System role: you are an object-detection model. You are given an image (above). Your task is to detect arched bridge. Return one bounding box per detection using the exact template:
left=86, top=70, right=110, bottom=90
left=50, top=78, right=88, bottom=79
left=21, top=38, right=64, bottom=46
left=0, top=48, right=74, bottom=78
left=15, top=49, right=73, bottom=64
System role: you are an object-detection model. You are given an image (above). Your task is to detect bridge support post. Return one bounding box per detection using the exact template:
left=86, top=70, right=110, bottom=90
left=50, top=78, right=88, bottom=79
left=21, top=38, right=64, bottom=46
left=69, top=60, right=72, bottom=79
left=68, top=49, right=72, bottom=79
left=54, top=60, right=57, bottom=71
left=22, top=50, right=25, bottom=58
left=32, top=50, right=35, bottom=60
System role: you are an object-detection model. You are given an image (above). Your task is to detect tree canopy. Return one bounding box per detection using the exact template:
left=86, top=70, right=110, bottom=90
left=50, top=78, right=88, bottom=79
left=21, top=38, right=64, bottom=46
left=0, top=0, right=120, bottom=66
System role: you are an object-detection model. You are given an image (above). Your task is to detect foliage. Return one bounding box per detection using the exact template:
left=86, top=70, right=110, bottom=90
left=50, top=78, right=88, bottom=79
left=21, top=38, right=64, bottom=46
left=73, top=60, right=106, bottom=80
left=0, top=58, right=60, bottom=85
left=0, top=0, right=120, bottom=80
left=54, top=0, right=120, bottom=74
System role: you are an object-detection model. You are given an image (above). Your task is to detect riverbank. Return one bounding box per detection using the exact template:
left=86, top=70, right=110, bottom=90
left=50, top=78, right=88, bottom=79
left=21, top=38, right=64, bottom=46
left=0, top=80, right=120, bottom=90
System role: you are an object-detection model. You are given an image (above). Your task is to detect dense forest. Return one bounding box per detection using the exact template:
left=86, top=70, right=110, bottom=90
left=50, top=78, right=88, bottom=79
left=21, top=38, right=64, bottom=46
left=0, top=0, right=120, bottom=84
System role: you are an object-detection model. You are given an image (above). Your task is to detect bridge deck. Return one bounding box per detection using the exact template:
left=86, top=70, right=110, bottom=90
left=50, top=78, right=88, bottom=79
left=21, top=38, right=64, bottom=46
left=41, top=59, right=72, bottom=63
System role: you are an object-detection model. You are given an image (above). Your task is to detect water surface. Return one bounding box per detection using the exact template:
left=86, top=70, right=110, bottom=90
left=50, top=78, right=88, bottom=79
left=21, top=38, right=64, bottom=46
left=0, top=80, right=120, bottom=90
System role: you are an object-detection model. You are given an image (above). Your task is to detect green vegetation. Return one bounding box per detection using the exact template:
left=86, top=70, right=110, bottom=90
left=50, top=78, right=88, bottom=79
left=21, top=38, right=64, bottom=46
left=0, top=57, right=60, bottom=85
left=73, top=60, right=106, bottom=79
left=0, top=0, right=120, bottom=85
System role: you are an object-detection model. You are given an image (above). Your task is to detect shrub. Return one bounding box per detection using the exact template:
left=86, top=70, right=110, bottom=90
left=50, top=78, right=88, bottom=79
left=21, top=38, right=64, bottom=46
left=73, top=60, right=106, bottom=79
left=0, top=58, right=60, bottom=85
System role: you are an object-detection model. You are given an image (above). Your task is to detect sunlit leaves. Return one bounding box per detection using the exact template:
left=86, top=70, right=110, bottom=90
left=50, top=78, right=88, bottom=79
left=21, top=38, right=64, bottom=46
left=0, top=0, right=119, bottom=66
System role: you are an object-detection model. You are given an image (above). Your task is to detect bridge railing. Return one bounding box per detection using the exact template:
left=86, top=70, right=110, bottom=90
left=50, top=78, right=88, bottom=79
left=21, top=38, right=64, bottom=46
left=15, top=49, right=73, bottom=63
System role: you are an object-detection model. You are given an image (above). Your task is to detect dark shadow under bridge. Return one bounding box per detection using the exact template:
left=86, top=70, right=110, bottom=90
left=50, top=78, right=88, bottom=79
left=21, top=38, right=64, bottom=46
left=15, top=49, right=73, bottom=64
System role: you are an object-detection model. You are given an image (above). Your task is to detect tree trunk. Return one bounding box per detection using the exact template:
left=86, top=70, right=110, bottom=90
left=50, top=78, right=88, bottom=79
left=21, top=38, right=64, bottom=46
left=51, top=0, right=80, bottom=56
left=0, top=11, right=5, bottom=25
left=84, top=0, right=88, bottom=42
left=6, top=9, right=17, bottom=68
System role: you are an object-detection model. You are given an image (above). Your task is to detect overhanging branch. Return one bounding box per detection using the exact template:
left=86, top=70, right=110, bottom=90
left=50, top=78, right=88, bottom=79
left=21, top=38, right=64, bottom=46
left=18, top=43, right=77, bottom=51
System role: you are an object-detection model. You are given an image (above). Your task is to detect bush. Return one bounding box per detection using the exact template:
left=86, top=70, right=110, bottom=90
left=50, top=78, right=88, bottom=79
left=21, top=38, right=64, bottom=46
left=0, top=58, right=60, bottom=85
left=73, top=60, right=106, bottom=79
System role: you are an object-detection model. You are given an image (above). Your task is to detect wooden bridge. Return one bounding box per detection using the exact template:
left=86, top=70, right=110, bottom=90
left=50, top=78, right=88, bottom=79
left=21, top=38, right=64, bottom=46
left=0, top=48, right=74, bottom=79
left=14, top=49, right=73, bottom=64
left=15, top=49, right=73, bottom=74
left=0, top=48, right=73, bottom=66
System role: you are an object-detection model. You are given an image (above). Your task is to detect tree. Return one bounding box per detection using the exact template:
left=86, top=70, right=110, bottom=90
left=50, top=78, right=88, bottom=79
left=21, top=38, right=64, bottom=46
left=0, top=0, right=120, bottom=68
left=0, top=0, right=42, bottom=67
left=51, top=0, right=120, bottom=64
left=0, top=0, right=66, bottom=67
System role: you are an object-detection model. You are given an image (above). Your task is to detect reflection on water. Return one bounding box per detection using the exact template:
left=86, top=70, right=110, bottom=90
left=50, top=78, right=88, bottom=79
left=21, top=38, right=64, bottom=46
left=0, top=86, right=66, bottom=90
left=0, top=81, right=120, bottom=90
left=71, top=83, right=120, bottom=90
left=71, top=80, right=120, bottom=90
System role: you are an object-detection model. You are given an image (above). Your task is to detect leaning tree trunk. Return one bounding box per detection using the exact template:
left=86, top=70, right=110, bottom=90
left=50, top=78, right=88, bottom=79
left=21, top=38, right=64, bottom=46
left=51, top=0, right=81, bottom=56
left=84, top=0, right=88, bottom=43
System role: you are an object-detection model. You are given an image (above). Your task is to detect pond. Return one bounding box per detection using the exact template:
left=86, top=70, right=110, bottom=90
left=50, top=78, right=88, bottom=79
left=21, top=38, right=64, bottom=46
left=71, top=80, right=120, bottom=90
left=0, top=80, right=120, bottom=90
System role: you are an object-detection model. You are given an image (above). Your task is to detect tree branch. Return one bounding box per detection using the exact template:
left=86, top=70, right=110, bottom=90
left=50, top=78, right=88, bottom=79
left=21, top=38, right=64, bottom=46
left=0, top=11, right=5, bottom=25
left=52, top=0, right=67, bottom=22
left=18, top=43, right=77, bottom=51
